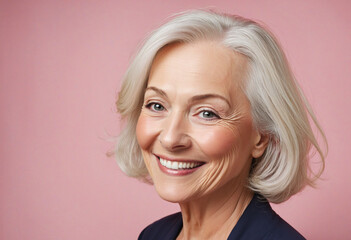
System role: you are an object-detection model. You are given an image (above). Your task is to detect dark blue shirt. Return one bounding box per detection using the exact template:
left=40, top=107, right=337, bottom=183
left=138, top=194, right=305, bottom=240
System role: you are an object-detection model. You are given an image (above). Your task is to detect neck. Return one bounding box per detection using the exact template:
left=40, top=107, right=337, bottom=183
left=177, top=179, right=253, bottom=240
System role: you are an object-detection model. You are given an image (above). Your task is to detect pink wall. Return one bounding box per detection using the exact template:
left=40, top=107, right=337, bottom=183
left=1, top=0, right=350, bottom=239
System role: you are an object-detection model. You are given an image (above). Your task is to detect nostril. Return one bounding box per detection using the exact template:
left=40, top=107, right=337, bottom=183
left=159, top=135, right=192, bottom=151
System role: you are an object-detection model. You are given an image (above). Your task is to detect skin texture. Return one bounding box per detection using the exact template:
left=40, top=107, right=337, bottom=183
left=136, top=41, right=268, bottom=239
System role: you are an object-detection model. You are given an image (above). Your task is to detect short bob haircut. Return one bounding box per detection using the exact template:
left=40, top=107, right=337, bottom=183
left=115, top=10, right=327, bottom=203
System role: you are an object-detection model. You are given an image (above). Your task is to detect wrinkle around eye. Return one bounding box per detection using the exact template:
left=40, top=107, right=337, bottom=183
left=215, top=108, right=247, bottom=134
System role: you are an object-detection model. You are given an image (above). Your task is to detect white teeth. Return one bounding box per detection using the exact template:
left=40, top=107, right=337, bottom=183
left=159, top=157, right=202, bottom=170
left=172, top=161, right=178, bottom=170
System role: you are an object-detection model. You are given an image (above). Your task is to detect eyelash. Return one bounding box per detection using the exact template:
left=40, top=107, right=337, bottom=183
left=145, top=102, right=165, bottom=112
left=144, top=102, right=220, bottom=121
left=198, top=109, right=220, bottom=121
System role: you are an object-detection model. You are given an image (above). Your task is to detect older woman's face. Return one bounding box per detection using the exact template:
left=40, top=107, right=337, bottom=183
left=136, top=41, right=265, bottom=203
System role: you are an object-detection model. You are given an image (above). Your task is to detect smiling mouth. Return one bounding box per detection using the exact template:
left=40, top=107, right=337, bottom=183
left=156, top=155, right=205, bottom=170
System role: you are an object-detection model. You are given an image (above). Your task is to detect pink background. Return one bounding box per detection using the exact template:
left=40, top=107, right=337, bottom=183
left=1, top=0, right=350, bottom=239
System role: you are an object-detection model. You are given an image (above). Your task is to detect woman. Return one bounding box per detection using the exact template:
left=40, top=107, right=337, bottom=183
left=115, top=10, right=326, bottom=240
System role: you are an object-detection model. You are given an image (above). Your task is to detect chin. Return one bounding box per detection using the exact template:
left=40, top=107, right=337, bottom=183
left=155, top=188, right=183, bottom=203
left=153, top=180, right=193, bottom=203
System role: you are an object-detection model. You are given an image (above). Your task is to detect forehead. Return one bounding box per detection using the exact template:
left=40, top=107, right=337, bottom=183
left=148, top=41, right=248, bottom=100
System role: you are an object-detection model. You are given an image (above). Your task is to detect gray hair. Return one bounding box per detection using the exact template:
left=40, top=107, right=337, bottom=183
left=114, top=10, right=327, bottom=203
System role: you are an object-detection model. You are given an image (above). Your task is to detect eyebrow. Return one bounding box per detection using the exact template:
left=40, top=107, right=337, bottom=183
left=190, top=94, right=231, bottom=107
left=145, top=86, right=168, bottom=98
left=145, top=86, right=230, bottom=106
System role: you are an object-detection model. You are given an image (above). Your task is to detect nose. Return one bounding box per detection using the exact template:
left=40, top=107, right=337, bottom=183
left=159, top=112, right=191, bottom=151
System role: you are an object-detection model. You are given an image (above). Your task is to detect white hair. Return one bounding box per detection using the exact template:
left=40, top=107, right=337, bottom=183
left=114, top=10, right=327, bottom=203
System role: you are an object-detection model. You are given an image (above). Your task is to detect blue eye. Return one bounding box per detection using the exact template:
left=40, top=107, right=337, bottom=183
left=146, top=102, right=165, bottom=112
left=200, top=110, right=219, bottom=119
left=152, top=103, right=164, bottom=111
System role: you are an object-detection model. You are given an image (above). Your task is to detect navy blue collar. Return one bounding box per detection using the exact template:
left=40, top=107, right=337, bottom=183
left=138, top=194, right=305, bottom=239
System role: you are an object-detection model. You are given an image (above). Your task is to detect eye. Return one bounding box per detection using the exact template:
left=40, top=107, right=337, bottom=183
left=145, top=102, right=165, bottom=112
left=199, top=110, right=219, bottom=120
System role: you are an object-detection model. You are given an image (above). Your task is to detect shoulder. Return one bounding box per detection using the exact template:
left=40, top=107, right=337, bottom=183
left=138, top=212, right=182, bottom=240
left=228, top=194, right=306, bottom=240
left=266, top=216, right=306, bottom=240
left=263, top=210, right=306, bottom=240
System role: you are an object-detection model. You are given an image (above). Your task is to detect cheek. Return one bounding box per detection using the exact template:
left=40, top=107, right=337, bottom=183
left=136, top=114, right=158, bottom=150
left=194, top=120, right=254, bottom=159
left=195, top=126, right=238, bottom=158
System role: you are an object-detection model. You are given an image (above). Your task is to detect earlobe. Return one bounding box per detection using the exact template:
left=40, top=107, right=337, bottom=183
left=252, top=133, right=269, bottom=158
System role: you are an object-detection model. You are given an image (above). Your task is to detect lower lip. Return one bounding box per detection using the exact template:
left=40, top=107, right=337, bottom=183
left=156, top=157, right=204, bottom=176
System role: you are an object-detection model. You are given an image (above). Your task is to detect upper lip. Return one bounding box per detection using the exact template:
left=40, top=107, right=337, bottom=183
left=154, top=153, right=206, bottom=163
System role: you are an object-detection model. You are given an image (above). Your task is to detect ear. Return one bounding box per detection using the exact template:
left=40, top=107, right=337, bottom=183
left=251, top=132, right=269, bottom=159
